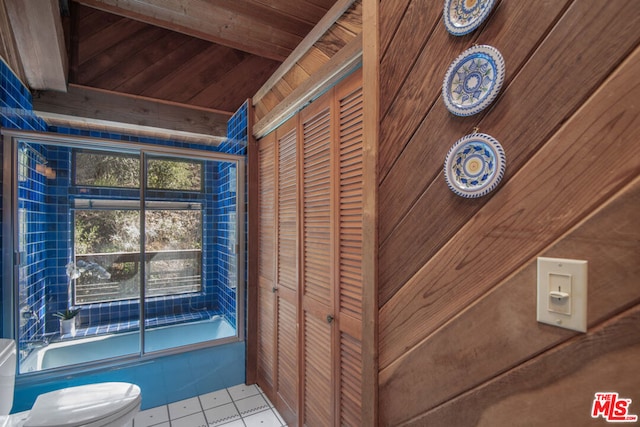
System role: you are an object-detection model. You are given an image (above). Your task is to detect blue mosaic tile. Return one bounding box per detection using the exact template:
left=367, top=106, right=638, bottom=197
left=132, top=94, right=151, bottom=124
left=1, top=59, right=249, bottom=340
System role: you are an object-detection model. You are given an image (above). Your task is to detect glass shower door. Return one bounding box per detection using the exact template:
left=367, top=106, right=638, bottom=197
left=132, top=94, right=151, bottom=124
left=142, top=154, right=239, bottom=353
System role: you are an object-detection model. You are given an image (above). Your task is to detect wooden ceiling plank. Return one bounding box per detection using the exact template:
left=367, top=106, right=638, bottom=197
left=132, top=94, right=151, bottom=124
left=336, top=1, right=363, bottom=35
left=4, top=0, right=67, bottom=91
left=77, top=0, right=303, bottom=61
left=297, top=46, right=332, bottom=76
left=77, top=3, right=121, bottom=39
left=253, top=0, right=358, bottom=104
left=86, top=30, right=192, bottom=91
left=77, top=25, right=164, bottom=82
left=141, top=44, right=241, bottom=103
left=78, top=16, right=148, bottom=65
left=113, top=37, right=210, bottom=95
left=281, top=63, right=311, bottom=90
left=32, top=84, right=231, bottom=139
left=188, top=55, right=280, bottom=112
left=253, top=33, right=362, bottom=138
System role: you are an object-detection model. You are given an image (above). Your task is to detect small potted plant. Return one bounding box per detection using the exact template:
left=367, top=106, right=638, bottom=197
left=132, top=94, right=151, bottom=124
left=54, top=308, right=81, bottom=336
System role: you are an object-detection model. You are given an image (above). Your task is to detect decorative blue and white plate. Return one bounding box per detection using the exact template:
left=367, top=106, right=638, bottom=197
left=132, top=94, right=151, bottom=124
left=444, top=0, right=496, bottom=36
left=444, top=132, right=505, bottom=198
left=442, top=45, right=505, bottom=116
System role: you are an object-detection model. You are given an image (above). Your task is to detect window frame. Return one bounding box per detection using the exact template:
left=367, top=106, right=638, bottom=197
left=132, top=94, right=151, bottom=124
left=70, top=147, right=209, bottom=305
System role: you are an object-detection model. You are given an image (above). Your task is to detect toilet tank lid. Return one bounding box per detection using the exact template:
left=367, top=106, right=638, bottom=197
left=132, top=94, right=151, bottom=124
left=24, top=382, right=141, bottom=427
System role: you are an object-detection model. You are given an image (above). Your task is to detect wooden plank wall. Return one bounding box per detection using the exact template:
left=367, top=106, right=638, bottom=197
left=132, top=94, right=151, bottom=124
left=376, top=0, right=640, bottom=425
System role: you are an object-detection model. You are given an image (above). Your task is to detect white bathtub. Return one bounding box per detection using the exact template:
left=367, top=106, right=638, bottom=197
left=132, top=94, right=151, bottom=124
left=21, top=316, right=235, bottom=373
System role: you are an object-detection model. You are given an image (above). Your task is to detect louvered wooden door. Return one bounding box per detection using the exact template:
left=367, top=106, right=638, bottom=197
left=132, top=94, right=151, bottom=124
left=274, top=118, right=299, bottom=424
left=257, top=130, right=276, bottom=397
left=334, top=71, right=364, bottom=427
left=300, top=98, right=335, bottom=426
left=299, top=69, right=364, bottom=427
left=256, top=117, right=299, bottom=426
left=255, top=69, right=363, bottom=427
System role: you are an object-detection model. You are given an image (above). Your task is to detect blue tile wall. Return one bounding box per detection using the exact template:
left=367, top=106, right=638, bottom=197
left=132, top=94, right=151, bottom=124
left=2, top=59, right=249, bottom=341
left=0, top=59, right=48, bottom=340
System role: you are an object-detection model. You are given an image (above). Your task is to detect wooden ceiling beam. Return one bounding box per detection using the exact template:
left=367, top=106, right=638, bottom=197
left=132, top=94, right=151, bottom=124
left=0, top=0, right=26, bottom=83
left=76, top=0, right=310, bottom=61
left=4, top=0, right=68, bottom=91
left=33, top=84, right=230, bottom=144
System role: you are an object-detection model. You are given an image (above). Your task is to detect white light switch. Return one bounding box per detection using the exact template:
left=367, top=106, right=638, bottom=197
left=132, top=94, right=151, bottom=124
left=537, top=257, right=588, bottom=332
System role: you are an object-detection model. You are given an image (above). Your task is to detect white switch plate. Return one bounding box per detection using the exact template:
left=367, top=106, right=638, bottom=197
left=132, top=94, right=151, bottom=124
left=537, top=257, right=588, bottom=332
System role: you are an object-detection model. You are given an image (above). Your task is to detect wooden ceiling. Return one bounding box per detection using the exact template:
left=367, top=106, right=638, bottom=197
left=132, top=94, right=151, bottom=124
left=69, top=0, right=339, bottom=115
left=1, top=0, right=343, bottom=142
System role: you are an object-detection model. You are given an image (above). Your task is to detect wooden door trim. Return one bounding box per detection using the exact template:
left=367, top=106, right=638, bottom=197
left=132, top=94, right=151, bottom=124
left=362, top=0, right=379, bottom=424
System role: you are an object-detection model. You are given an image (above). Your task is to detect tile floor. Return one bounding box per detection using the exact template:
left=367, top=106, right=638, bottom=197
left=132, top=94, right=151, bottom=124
left=134, top=384, right=287, bottom=427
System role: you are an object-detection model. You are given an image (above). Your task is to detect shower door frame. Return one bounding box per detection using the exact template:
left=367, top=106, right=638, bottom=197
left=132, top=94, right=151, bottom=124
left=2, top=129, right=246, bottom=372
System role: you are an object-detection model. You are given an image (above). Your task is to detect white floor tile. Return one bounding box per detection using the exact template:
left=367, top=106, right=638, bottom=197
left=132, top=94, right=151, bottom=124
left=242, top=409, right=283, bottom=427
left=134, top=405, right=169, bottom=427
left=171, top=412, right=208, bottom=427
left=227, top=383, right=260, bottom=401
left=200, top=388, right=233, bottom=410
left=204, top=402, right=241, bottom=426
left=235, top=394, right=270, bottom=417
left=168, top=397, right=203, bottom=420
left=139, top=384, right=287, bottom=427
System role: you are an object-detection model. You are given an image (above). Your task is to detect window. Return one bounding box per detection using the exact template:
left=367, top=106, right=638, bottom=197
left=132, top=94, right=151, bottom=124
left=72, top=150, right=205, bottom=305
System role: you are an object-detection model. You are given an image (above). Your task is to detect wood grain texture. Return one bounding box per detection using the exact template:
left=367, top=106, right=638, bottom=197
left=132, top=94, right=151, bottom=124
left=32, top=84, right=229, bottom=138
left=0, top=0, right=27, bottom=83
left=253, top=0, right=358, bottom=103
left=72, top=3, right=281, bottom=113
left=4, top=0, right=67, bottom=91
left=378, top=0, right=408, bottom=57
left=407, top=305, right=640, bottom=426
left=379, top=0, right=442, bottom=119
left=253, top=33, right=362, bottom=138
left=378, top=0, right=640, bottom=306
left=254, top=73, right=364, bottom=425
left=245, top=99, right=259, bottom=386
left=78, top=0, right=321, bottom=61
left=379, top=177, right=640, bottom=425
left=361, top=1, right=379, bottom=424
left=252, top=1, right=362, bottom=127
left=378, top=41, right=640, bottom=369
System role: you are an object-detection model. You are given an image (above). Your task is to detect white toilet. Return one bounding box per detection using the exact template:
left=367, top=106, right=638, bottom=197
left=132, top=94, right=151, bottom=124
left=0, top=339, right=141, bottom=427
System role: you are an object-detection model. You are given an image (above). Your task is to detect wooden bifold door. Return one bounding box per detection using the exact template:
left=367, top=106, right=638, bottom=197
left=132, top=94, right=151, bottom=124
left=256, top=69, right=364, bottom=426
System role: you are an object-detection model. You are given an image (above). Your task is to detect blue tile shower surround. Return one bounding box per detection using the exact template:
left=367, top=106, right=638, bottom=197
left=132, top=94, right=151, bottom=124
left=1, top=60, right=248, bottom=348
left=1, top=58, right=249, bottom=413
